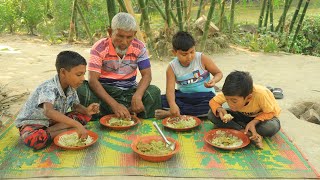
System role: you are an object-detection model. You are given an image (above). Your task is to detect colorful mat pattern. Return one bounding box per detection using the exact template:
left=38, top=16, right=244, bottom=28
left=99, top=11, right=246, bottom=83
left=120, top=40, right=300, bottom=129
left=0, top=116, right=319, bottom=179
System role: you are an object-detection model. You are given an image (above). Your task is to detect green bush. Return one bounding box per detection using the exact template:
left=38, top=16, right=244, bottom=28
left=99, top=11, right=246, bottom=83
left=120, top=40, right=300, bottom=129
left=0, top=0, right=19, bottom=32
left=20, top=0, right=47, bottom=35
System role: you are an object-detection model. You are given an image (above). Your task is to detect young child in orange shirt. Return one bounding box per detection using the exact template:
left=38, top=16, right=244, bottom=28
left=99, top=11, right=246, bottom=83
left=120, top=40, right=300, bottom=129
left=208, top=71, right=281, bottom=149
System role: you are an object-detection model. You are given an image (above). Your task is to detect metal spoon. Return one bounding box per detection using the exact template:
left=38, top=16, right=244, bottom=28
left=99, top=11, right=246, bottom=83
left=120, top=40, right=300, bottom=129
left=152, top=121, right=176, bottom=150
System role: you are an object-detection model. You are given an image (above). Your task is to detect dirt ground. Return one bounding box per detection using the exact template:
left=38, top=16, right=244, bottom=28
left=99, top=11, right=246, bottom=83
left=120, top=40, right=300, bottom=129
left=1, top=34, right=320, bottom=180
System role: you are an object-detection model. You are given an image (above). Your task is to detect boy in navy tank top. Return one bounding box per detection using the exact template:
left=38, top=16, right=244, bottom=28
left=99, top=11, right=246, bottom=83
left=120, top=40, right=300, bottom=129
left=155, top=31, right=223, bottom=119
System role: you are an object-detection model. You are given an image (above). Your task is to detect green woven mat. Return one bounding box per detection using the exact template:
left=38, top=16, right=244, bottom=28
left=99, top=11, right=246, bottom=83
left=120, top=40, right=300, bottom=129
left=0, top=117, right=319, bottom=179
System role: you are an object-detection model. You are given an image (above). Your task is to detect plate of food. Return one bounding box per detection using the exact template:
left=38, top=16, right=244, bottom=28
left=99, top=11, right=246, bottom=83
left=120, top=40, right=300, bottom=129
left=162, top=115, right=202, bottom=131
left=131, top=135, right=180, bottom=162
left=54, top=130, right=98, bottom=150
left=204, top=128, right=250, bottom=150
left=100, top=114, right=140, bottom=130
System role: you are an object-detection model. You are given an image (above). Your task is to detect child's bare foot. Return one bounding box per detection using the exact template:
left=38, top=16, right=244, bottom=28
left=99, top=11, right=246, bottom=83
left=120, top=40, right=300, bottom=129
left=240, top=129, right=263, bottom=149
left=252, top=135, right=263, bottom=149
left=155, top=109, right=171, bottom=119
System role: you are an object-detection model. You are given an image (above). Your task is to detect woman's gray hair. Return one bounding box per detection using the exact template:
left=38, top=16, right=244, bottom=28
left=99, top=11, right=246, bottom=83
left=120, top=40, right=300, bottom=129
left=111, top=12, right=137, bottom=32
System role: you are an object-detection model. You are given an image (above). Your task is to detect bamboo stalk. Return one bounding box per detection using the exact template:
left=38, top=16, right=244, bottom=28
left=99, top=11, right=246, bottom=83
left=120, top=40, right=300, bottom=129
left=176, top=0, right=183, bottom=31
left=290, top=0, right=310, bottom=51
left=183, top=0, right=188, bottom=23
left=123, top=0, right=145, bottom=43
left=150, top=0, right=166, bottom=21
left=137, top=0, right=153, bottom=48
left=76, top=2, right=93, bottom=44
left=269, top=0, right=274, bottom=31
left=200, top=0, right=216, bottom=51
left=275, top=0, right=292, bottom=32
left=218, top=0, right=226, bottom=30
left=289, top=0, right=302, bottom=34
left=169, top=11, right=178, bottom=25
left=196, top=0, right=204, bottom=19
left=68, top=0, right=77, bottom=43
left=229, top=0, right=236, bottom=33
left=106, top=0, right=117, bottom=26
left=258, top=0, right=267, bottom=29
left=117, top=0, right=128, bottom=12
left=264, top=0, right=270, bottom=29
left=165, top=0, right=171, bottom=27
left=186, top=0, right=192, bottom=31
left=140, top=0, right=149, bottom=26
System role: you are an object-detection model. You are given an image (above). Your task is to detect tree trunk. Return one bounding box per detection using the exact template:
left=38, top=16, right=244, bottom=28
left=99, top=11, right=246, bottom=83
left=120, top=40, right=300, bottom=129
left=200, top=0, right=216, bottom=51
left=290, top=0, right=310, bottom=51
left=68, top=0, right=77, bottom=43
left=76, top=2, right=93, bottom=44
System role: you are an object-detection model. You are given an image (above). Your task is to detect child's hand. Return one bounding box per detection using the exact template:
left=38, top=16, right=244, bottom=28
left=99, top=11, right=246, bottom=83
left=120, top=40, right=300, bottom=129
left=217, top=107, right=231, bottom=123
left=76, top=125, right=88, bottom=140
left=204, top=79, right=215, bottom=88
left=87, top=103, right=100, bottom=115
left=170, top=104, right=180, bottom=117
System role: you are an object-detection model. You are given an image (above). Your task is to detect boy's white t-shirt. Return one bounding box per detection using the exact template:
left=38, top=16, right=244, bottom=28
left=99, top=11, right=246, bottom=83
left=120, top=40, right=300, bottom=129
left=169, top=52, right=215, bottom=93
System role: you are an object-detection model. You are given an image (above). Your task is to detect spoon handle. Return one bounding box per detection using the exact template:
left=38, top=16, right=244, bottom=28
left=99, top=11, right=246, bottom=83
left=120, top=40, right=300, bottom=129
left=152, top=121, right=170, bottom=144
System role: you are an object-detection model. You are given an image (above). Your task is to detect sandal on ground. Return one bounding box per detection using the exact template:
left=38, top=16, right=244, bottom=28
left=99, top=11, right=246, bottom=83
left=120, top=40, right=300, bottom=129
left=266, top=86, right=274, bottom=92
left=272, top=88, right=284, bottom=99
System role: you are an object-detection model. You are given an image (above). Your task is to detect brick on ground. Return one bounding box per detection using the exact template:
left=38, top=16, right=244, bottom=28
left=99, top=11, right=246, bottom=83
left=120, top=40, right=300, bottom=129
left=288, top=103, right=307, bottom=118
left=300, top=108, right=320, bottom=125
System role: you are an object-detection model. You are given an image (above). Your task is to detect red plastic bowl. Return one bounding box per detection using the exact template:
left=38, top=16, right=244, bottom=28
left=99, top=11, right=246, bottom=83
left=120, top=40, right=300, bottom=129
left=131, top=135, right=180, bottom=162
left=204, top=128, right=250, bottom=150
left=54, top=129, right=98, bottom=150
left=100, top=114, right=140, bottom=130
left=162, top=115, right=202, bottom=131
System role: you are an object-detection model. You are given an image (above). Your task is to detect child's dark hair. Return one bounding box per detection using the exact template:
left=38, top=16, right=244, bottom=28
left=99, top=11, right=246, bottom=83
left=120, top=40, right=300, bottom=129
left=172, top=31, right=195, bottom=51
left=55, top=51, right=87, bottom=73
left=222, top=71, right=253, bottom=98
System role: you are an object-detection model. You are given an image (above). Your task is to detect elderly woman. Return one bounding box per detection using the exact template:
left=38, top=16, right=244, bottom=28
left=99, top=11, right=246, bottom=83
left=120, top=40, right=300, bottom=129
left=77, top=12, right=161, bottom=119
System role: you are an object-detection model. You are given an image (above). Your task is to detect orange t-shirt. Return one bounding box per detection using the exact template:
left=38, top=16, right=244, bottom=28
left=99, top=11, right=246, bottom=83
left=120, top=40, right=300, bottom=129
left=209, top=85, right=281, bottom=121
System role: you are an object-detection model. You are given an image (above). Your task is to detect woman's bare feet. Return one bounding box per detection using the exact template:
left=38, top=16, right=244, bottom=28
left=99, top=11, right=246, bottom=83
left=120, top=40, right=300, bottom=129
left=155, top=109, right=171, bottom=119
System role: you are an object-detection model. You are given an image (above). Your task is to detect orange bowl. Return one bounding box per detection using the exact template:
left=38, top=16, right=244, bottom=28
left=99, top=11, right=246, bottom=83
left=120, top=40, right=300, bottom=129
left=204, top=128, right=250, bottom=150
left=100, top=114, right=140, bottom=130
left=162, top=115, right=202, bottom=131
left=53, top=129, right=98, bottom=150
left=131, top=135, right=180, bottom=162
